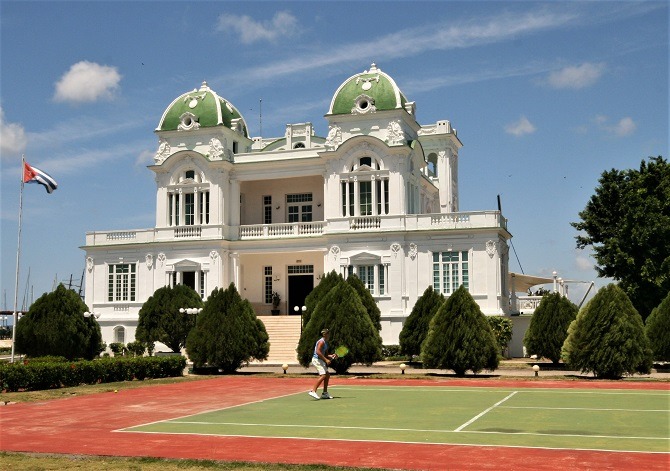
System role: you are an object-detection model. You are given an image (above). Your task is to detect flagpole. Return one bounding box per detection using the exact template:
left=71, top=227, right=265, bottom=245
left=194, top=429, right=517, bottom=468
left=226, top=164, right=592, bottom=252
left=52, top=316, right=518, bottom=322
left=11, top=156, right=26, bottom=363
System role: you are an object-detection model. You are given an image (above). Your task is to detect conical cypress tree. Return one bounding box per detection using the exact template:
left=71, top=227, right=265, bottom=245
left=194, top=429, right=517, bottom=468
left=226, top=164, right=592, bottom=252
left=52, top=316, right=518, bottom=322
left=346, top=274, right=382, bottom=330
left=523, top=292, right=578, bottom=363
left=136, top=284, right=202, bottom=353
left=562, top=284, right=653, bottom=379
left=422, top=285, right=499, bottom=376
left=186, top=283, right=269, bottom=372
left=399, top=286, right=444, bottom=358
left=645, top=290, right=670, bottom=361
left=303, top=270, right=342, bottom=328
left=15, top=284, right=103, bottom=360
left=297, top=280, right=382, bottom=374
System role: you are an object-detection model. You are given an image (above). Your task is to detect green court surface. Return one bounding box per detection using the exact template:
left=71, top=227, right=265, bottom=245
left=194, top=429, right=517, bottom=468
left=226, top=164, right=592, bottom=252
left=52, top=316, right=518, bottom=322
left=123, top=385, right=670, bottom=453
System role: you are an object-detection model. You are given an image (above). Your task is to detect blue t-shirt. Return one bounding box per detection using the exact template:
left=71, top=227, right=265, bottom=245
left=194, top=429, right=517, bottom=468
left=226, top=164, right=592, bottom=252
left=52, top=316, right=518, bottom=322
left=313, top=337, right=328, bottom=359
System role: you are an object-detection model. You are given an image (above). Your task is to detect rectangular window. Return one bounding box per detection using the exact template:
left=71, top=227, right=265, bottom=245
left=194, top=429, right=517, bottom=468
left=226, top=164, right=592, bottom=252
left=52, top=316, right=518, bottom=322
left=200, top=271, right=206, bottom=299
left=359, top=181, right=372, bottom=216
left=175, top=193, right=180, bottom=226
left=184, top=193, right=195, bottom=226
left=348, top=183, right=354, bottom=216
left=341, top=182, right=347, bottom=217
left=379, top=264, right=385, bottom=295
left=433, top=251, right=469, bottom=295
left=263, top=195, right=272, bottom=224
left=264, top=266, right=273, bottom=304
left=287, top=193, right=312, bottom=223
left=199, top=191, right=210, bottom=224
left=233, top=141, right=239, bottom=154
left=108, top=263, right=136, bottom=302
left=384, top=180, right=389, bottom=214
left=168, top=193, right=174, bottom=226
left=358, top=265, right=375, bottom=294
left=288, top=265, right=314, bottom=274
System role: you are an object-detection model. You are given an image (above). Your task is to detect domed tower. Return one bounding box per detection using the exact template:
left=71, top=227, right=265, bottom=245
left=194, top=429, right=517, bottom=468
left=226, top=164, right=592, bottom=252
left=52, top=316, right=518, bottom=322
left=154, top=81, right=251, bottom=164
left=325, top=63, right=418, bottom=149
left=151, top=82, right=252, bottom=230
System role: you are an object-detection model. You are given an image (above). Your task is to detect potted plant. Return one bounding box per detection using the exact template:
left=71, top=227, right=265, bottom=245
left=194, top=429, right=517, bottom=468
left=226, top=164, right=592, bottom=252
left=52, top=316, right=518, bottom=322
left=271, top=291, right=281, bottom=315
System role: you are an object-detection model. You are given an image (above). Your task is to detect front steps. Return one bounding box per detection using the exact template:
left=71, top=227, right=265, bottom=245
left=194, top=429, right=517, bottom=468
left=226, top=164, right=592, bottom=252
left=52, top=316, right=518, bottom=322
left=256, top=315, right=302, bottom=365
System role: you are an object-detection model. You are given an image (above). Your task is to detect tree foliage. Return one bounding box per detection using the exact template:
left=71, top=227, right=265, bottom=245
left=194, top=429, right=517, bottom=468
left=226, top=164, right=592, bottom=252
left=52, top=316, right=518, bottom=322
left=14, top=284, right=103, bottom=360
left=136, top=284, right=203, bottom=353
left=303, top=270, right=343, bottom=328
left=399, top=286, right=444, bottom=358
left=523, top=292, right=578, bottom=363
left=422, top=285, right=499, bottom=376
left=562, top=284, right=653, bottom=379
left=186, top=283, right=269, bottom=372
left=487, top=316, right=514, bottom=357
left=346, top=274, right=382, bottom=331
left=297, top=279, right=382, bottom=374
left=572, top=156, right=670, bottom=319
left=645, top=290, right=670, bottom=361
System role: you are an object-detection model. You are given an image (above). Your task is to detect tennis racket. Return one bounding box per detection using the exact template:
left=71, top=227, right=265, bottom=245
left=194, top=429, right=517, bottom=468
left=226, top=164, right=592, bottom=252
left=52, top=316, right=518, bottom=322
left=334, top=345, right=349, bottom=358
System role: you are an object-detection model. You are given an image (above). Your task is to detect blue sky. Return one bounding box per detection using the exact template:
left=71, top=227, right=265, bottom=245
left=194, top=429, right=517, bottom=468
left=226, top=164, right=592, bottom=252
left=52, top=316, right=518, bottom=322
left=1, top=1, right=667, bottom=312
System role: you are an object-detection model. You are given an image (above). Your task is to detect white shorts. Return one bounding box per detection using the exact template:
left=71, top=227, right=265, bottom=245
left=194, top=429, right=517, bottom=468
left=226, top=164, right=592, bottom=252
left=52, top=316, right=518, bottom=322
left=311, top=356, right=328, bottom=375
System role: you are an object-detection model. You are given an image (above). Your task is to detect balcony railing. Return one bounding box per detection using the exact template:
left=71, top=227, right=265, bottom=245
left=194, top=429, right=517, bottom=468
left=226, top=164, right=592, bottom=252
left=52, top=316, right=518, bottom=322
left=512, top=296, right=543, bottom=314
left=84, top=211, right=507, bottom=246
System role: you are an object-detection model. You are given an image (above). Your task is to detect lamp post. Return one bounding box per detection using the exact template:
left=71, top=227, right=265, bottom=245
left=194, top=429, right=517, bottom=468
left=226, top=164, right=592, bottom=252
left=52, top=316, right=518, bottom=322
left=83, top=311, right=101, bottom=319
left=179, top=308, right=202, bottom=315
left=400, top=363, right=407, bottom=375
left=282, top=363, right=289, bottom=374
left=533, top=364, right=540, bottom=377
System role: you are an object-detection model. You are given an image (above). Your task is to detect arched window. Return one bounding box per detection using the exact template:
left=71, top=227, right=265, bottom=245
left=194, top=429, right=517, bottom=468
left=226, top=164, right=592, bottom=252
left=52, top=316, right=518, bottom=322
left=426, top=153, right=438, bottom=178
left=341, top=157, right=388, bottom=217
left=114, top=326, right=126, bottom=344
left=168, top=169, right=210, bottom=226
left=293, top=142, right=305, bottom=149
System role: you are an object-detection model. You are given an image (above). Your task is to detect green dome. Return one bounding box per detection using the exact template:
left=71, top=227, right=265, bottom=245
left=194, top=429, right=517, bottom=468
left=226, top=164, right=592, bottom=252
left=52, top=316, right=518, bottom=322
left=328, top=63, right=407, bottom=115
left=156, top=81, right=249, bottom=137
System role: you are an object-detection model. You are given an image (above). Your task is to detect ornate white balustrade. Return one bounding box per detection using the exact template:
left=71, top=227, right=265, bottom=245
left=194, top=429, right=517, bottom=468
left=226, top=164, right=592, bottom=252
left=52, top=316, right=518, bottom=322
left=85, top=211, right=506, bottom=245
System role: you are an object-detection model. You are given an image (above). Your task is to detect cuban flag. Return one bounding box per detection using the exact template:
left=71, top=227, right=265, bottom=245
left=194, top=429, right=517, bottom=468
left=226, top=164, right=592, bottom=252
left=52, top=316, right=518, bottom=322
left=23, top=161, right=58, bottom=194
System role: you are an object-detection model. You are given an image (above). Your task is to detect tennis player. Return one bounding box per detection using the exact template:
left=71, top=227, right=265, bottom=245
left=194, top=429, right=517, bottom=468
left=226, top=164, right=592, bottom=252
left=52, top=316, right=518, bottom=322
left=308, top=328, right=335, bottom=399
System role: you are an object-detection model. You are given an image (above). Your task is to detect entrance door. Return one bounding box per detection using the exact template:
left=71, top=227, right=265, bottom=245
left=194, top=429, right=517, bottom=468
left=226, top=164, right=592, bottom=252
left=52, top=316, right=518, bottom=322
left=288, top=275, right=313, bottom=315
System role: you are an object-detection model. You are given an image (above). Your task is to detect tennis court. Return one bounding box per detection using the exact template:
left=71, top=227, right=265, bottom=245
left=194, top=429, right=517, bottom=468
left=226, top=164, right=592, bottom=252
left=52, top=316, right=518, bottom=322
left=122, top=384, right=670, bottom=453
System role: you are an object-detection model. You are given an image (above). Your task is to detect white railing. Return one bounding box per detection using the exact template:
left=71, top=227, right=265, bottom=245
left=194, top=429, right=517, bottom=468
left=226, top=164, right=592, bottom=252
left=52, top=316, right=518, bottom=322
left=85, top=211, right=506, bottom=245
left=513, top=296, right=543, bottom=314
left=239, top=221, right=325, bottom=239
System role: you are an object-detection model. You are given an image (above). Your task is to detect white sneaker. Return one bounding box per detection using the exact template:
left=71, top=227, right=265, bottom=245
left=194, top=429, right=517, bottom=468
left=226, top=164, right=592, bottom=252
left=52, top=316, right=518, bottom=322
left=308, top=390, right=320, bottom=399
left=321, top=392, right=333, bottom=399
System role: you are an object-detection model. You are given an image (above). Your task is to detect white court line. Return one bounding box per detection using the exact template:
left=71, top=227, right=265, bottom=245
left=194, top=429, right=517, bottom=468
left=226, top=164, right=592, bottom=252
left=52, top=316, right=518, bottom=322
left=501, top=406, right=669, bottom=412
left=333, top=386, right=669, bottom=396
left=129, top=420, right=670, bottom=442
left=454, top=391, right=517, bottom=432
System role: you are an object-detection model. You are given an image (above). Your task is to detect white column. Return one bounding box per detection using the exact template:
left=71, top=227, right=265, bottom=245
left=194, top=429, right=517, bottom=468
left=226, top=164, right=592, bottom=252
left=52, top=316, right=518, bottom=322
left=194, top=188, right=200, bottom=225
left=371, top=177, right=377, bottom=216
left=354, top=179, right=359, bottom=216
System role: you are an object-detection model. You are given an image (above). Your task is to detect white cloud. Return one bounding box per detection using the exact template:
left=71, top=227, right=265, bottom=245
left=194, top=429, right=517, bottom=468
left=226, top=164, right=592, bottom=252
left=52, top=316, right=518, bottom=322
left=0, top=106, right=27, bottom=158
left=216, top=11, right=298, bottom=44
left=575, top=252, right=593, bottom=271
left=505, top=116, right=536, bottom=136
left=54, top=61, right=122, bottom=103
left=612, top=117, right=637, bottom=136
left=547, top=62, right=605, bottom=89
left=135, top=149, right=155, bottom=167
left=593, top=115, right=637, bottom=137
left=218, top=9, right=578, bottom=89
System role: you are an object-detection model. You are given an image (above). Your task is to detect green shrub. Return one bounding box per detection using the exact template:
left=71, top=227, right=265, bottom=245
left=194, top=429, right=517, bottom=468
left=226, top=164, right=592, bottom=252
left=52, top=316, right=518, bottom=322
left=126, top=341, right=146, bottom=357
left=487, top=316, right=513, bottom=357
left=186, top=284, right=269, bottom=373
left=400, top=286, right=444, bottom=358
left=303, top=271, right=343, bottom=328
left=422, top=285, right=499, bottom=376
left=346, top=274, right=382, bottom=330
left=646, top=291, right=670, bottom=361
left=524, top=293, right=578, bottom=363
left=0, top=356, right=186, bottom=392
left=562, top=284, right=653, bottom=379
left=109, top=343, right=127, bottom=356
left=14, top=284, right=104, bottom=360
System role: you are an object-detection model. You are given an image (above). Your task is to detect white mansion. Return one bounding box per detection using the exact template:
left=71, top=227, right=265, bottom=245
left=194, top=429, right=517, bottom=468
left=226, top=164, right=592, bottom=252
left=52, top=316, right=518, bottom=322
left=82, top=64, right=514, bottom=356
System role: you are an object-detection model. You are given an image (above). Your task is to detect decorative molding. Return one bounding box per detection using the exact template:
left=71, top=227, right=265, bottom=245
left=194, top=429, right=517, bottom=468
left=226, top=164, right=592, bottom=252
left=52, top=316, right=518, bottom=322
left=356, top=74, right=380, bottom=91
left=390, top=243, right=402, bottom=258
left=184, top=92, right=206, bottom=109
left=178, top=112, right=200, bottom=131
left=86, top=257, right=94, bottom=272
left=325, top=125, right=342, bottom=151
left=386, top=120, right=405, bottom=146
left=157, top=252, right=166, bottom=267
left=330, top=245, right=341, bottom=261
left=209, top=250, right=219, bottom=263
left=145, top=254, right=154, bottom=270
left=352, top=94, right=376, bottom=114
left=208, top=137, right=225, bottom=161
left=486, top=240, right=497, bottom=258
left=154, top=138, right=171, bottom=164
left=408, top=243, right=418, bottom=260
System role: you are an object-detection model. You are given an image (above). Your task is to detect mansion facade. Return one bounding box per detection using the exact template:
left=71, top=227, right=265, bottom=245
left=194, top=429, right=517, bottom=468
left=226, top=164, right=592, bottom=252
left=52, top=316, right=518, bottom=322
left=82, top=64, right=512, bottom=353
